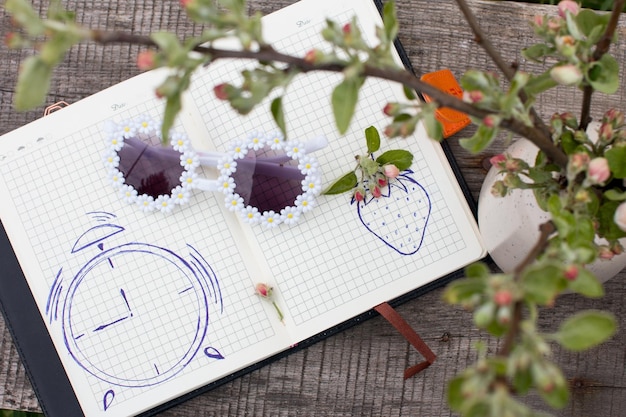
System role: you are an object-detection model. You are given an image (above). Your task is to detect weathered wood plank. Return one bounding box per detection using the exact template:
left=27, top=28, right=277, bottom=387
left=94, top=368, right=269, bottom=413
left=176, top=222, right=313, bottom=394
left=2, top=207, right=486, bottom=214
left=1, top=0, right=625, bottom=416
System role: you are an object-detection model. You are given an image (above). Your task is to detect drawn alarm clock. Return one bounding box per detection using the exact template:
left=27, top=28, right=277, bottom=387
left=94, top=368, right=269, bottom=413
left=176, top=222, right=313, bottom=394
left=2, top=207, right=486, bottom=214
left=46, top=212, right=224, bottom=408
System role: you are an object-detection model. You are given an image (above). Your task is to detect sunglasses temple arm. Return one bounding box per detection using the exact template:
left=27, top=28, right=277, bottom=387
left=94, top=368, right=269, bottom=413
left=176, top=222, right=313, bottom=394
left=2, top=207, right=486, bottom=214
left=195, top=136, right=329, bottom=167
left=194, top=179, right=221, bottom=192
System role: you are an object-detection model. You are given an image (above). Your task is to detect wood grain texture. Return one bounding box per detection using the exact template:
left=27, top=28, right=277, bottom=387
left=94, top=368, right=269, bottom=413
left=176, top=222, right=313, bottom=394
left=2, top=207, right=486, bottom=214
left=0, top=0, right=625, bottom=415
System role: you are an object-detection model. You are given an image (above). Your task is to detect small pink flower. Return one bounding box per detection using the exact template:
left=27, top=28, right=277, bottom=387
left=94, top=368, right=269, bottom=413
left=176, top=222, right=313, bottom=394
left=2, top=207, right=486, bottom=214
left=604, top=108, right=625, bottom=126
left=489, top=154, right=506, bottom=168
left=383, top=164, right=400, bottom=179
left=137, top=50, right=156, bottom=71
left=615, top=202, right=626, bottom=232
left=494, top=290, right=513, bottom=306
left=371, top=186, right=382, bottom=198
left=587, top=157, right=610, bottom=184
left=558, top=0, right=580, bottom=18
left=533, top=15, right=544, bottom=27
left=342, top=23, right=351, bottom=34
left=255, top=283, right=272, bottom=298
left=598, top=122, right=614, bottom=142
left=564, top=265, right=578, bottom=281
left=465, top=90, right=483, bottom=103
left=377, top=176, right=387, bottom=187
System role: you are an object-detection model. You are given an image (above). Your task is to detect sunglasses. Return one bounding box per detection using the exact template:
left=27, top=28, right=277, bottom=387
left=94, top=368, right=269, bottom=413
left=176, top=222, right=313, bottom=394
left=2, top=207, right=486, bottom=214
left=103, top=115, right=325, bottom=227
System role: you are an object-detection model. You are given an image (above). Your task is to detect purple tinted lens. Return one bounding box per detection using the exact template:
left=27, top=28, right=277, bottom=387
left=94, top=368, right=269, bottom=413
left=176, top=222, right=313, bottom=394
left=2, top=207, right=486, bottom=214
left=232, top=147, right=305, bottom=213
left=117, top=137, right=184, bottom=198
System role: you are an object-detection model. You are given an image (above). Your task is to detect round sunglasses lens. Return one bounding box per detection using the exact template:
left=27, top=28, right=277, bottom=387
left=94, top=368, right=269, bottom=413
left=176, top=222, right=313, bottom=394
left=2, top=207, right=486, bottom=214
left=232, top=146, right=305, bottom=213
left=117, top=137, right=185, bottom=199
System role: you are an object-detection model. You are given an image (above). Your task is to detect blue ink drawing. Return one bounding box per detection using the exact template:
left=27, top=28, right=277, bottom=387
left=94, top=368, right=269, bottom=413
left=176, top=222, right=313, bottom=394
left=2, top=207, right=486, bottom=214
left=352, top=169, right=432, bottom=255
left=47, top=214, right=225, bottom=411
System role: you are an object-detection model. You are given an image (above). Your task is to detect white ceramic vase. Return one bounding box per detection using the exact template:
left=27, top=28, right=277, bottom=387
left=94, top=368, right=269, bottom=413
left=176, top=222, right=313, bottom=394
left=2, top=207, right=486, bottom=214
left=477, top=137, right=626, bottom=283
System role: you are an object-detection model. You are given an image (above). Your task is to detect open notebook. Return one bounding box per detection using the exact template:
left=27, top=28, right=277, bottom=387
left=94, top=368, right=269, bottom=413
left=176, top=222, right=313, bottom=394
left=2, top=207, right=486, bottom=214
left=0, top=0, right=485, bottom=415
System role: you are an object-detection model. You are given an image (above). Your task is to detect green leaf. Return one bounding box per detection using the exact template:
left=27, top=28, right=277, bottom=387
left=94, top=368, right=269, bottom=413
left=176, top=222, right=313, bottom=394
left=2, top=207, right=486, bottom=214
left=568, top=268, right=604, bottom=298
left=465, top=262, right=490, bottom=279
left=540, top=380, right=570, bottom=409
left=331, top=76, right=362, bottom=134
left=364, top=126, right=380, bottom=154
left=382, top=1, right=399, bottom=42
left=443, top=278, right=486, bottom=304
left=5, top=0, right=45, bottom=35
left=552, top=310, right=616, bottom=351
left=323, top=171, right=357, bottom=195
left=521, top=264, right=567, bottom=305
left=524, top=71, right=558, bottom=95
left=447, top=375, right=465, bottom=411
left=576, top=9, right=610, bottom=37
left=597, top=200, right=626, bottom=240
left=270, top=97, right=286, bottom=138
left=161, top=93, right=182, bottom=143
left=14, top=56, right=53, bottom=110
left=422, top=114, right=443, bottom=141
left=605, top=145, right=626, bottom=178
left=402, top=85, right=416, bottom=100
left=459, top=124, right=498, bottom=153
left=522, top=43, right=553, bottom=62
left=375, top=149, right=413, bottom=171
left=604, top=188, right=626, bottom=201
left=587, top=54, right=619, bottom=94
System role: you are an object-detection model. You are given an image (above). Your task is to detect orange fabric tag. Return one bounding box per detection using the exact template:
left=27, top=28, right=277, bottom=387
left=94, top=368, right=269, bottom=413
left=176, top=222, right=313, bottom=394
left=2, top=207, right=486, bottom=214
left=420, top=69, right=471, bottom=138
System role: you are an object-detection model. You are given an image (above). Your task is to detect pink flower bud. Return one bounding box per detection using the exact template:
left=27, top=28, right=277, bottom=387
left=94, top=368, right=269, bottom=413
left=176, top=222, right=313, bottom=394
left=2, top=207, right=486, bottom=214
left=136, top=50, right=156, bottom=71
left=213, top=83, right=229, bottom=100
left=564, top=265, right=578, bottom=281
left=483, top=115, right=497, bottom=128
left=342, top=23, right=351, bottom=34
left=371, top=186, right=382, bottom=198
left=383, top=164, right=400, bottom=179
left=558, top=0, right=580, bottom=18
left=533, top=15, right=544, bottom=27
left=354, top=188, right=365, bottom=202
left=587, top=157, right=610, bottom=184
left=179, top=0, right=193, bottom=6
left=569, top=152, right=590, bottom=171
left=615, top=202, right=626, bottom=232
left=255, top=283, right=272, bottom=298
left=304, top=49, right=319, bottom=64
left=377, top=176, right=387, bottom=187
left=598, top=245, right=615, bottom=260
left=489, top=154, right=506, bottom=168
left=383, top=103, right=400, bottom=116
left=604, top=108, right=625, bottom=127
left=550, top=64, right=583, bottom=86
left=464, top=90, right=483, bottom=103
left=493, top=289, right=513, bottom=306
left=548, top=17, right=562, bottom=32
left=599, top=122, right=614, bottom=142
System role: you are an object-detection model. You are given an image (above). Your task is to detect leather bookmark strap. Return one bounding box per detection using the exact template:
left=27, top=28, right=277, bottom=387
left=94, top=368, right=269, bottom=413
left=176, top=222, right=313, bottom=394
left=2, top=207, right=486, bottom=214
left=374, top=302, right=437, bottom=379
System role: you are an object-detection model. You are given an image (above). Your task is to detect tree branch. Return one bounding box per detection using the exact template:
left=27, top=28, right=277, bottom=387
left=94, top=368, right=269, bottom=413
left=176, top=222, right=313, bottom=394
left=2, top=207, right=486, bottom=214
left=453, top=0, right=556, bottom=156
left=86, top=28, right=569, bottom=168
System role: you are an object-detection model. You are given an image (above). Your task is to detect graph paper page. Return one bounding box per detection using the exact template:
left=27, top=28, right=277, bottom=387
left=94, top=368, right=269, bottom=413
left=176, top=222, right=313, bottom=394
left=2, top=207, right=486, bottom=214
left=0, top=71, right=293, bottom=417
left=186, top=0, right=486, bottom=342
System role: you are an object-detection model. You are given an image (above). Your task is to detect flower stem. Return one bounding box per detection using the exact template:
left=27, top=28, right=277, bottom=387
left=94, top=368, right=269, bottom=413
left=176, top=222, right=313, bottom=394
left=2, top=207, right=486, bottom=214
left=272, top=301, right=284, bottom=323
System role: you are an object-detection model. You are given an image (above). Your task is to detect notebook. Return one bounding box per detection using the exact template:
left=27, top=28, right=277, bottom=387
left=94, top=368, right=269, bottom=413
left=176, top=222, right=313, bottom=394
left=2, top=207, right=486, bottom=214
left=0, top=0, right=485, bottom=415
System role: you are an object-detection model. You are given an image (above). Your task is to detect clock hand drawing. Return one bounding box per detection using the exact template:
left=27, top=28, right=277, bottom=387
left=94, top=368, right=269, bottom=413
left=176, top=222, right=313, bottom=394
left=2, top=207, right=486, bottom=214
left=46, top=212, right=225, bottom=410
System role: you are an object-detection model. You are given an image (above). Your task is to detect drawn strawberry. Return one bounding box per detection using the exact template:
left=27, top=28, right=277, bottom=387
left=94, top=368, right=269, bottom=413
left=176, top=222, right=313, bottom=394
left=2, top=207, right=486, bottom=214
left=353, top=169, right=431, bottom=255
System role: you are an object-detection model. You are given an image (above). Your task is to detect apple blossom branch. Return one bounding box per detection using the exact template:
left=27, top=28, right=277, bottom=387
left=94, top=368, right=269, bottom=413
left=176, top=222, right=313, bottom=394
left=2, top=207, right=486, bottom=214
left=579, top=0, right=626, bottom=131
left=89, top=26, right=570, bottom=166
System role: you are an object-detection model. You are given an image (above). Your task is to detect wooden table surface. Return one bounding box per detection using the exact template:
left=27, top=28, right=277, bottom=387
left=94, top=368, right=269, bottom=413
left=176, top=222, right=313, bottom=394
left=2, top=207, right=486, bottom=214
left=1, top=0, right=625, bottom=415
